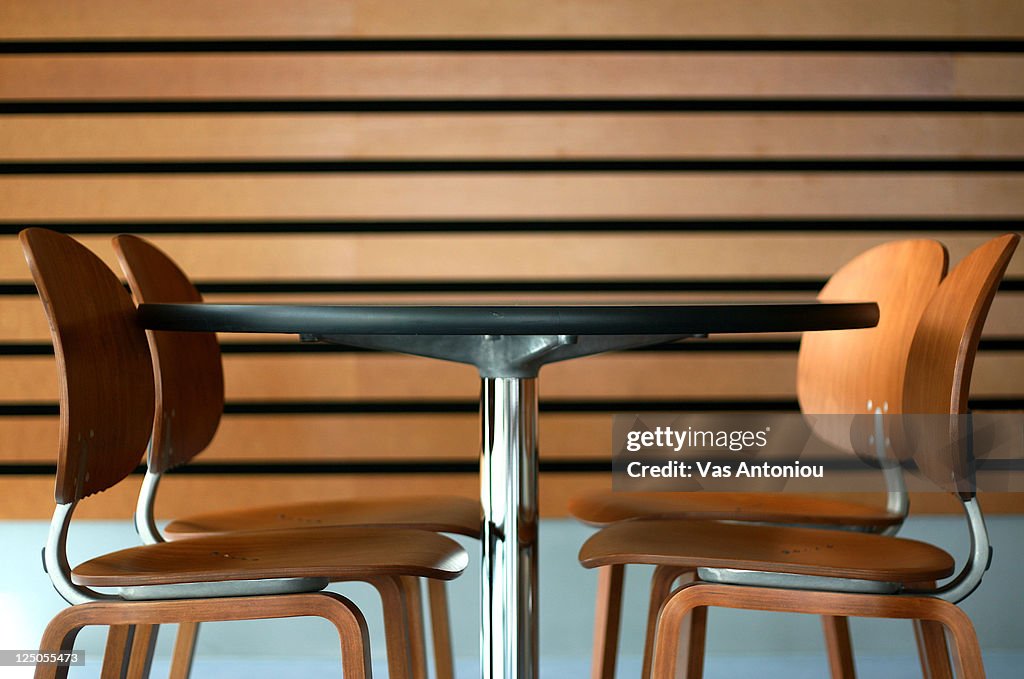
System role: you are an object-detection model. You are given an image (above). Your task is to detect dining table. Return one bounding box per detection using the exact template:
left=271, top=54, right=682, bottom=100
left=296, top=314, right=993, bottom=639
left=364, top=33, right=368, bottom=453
left=137, top=300, right=879, bottom=679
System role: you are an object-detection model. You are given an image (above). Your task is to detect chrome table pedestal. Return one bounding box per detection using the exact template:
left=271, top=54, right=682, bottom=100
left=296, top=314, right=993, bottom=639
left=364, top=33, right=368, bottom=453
left=312, top=333, right=691, bottom=679
left=481, top=377, right=538, bottom=679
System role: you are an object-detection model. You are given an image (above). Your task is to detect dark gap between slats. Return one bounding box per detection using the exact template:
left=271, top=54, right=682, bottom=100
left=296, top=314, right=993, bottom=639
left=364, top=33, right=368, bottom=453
left=1, top=398, right=1020, bottom=417
left=0, top=461, right=598, bottom=475
left=0, top=458, right=1021, bottom=476
left=1, top=219, right=1021, bottom=235
left=4, top=159, right=1024, bottom=173
left=4, top=99, right=1024, bottom=114
left=3, top=279, right=1024, bottom=295
left=3, top=38, right=1024, bottom=53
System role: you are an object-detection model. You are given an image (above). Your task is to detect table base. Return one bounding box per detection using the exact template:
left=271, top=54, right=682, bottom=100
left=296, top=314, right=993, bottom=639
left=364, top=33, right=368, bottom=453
left=481, top=377, right=539, bottom=679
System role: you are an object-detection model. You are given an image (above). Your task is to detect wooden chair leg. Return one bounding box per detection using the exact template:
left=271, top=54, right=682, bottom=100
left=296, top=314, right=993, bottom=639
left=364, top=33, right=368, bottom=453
left=168, top=622, right=199, bottom=679
left=100, top=623, right=158, bottom=679
left=680, top=604, right=708, bottom=679
left=371, top=576, right=414, bottom=679
left=641, top=566, right=693, bottom=679
left=125, top=624, right=158, bottom=679
left=911, top=582, right=953, bottom=679
left=591, top=564, right=625, bottom=679
left=330, top=597, right=374, bottom=679
left=401, top=577, right=429, bottom=679
left=34, top=610, right=84, bottom=679
left=652, top=583, right=985, bottom=679
left=36, top=593, right=371, bottom=679
left=427, top=579, right=456, bottom=679
left=821, top=616, right=856, bottom=679
left=100, top=625, right=133, bottom=679
left=915, top=620, right=954, bottom=679
left=941, top=614, right=985, bottom=679
left=649, top=590, right=700, bottom=679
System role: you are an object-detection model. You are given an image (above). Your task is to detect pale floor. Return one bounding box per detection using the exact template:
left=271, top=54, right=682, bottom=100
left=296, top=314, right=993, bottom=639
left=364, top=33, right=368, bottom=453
left=14, top=650, right=1020, bottom=678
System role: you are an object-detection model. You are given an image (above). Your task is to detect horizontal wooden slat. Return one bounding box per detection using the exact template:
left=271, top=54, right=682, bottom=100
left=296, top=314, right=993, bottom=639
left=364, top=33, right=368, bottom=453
left=3, top=175, right=1024, bottom=222
left=4, top=114, right=1024, bottom=160
left=3, top=54, right=1022, bottom=100
left=3, top=232, right=1023, bottom=283
left=1, top=1, right=1022, bottom=39
left=0, top=473, right=480, bottom=520
left=0, top=473, right=1019, bottom=520
left=954, top=55, right=1024, bottom=96
left=0, top=412, right=936, bottom=463
left=7, top=408, right=1024, bottom=470
left=4, top=352, right=1022, bottom=403
left=3, top=291, right=1022, bottom=343
left=0, top=413, right=623, bottom=462
left=2, top=473, right=497, bottom=520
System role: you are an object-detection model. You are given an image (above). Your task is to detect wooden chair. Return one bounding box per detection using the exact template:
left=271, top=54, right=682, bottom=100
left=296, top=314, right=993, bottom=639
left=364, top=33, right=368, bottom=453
left=579, top=233, right=1020, bottom=679
left=569, top=239, right=948, bottom=678
left=22, top=227, right=469, bottom=679
left=112, top=234, right=479, bottom=679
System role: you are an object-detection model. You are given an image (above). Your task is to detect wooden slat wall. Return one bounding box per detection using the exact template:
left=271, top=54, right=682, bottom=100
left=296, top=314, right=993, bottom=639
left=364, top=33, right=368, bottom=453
left=1, top=2, right=1022, bottom=519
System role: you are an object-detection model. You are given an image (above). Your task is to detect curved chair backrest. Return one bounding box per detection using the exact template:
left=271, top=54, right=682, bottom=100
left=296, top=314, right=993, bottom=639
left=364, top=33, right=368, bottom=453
left=902, top=233, right=1019, bottom=496
left=112, top=235, right=224, bottom=473
left=20, top=228, right=155, bottom=504
left=796, top=240, right=948, bottom=454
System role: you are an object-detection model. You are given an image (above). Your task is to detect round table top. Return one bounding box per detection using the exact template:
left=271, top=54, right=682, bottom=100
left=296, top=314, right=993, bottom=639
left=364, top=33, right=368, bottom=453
left=137, top=301, right=878, bottom=336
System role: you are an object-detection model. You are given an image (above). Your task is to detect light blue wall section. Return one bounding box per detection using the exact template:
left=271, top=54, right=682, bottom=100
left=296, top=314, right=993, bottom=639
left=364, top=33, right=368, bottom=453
left=1, top=513, right=1021, bottom=667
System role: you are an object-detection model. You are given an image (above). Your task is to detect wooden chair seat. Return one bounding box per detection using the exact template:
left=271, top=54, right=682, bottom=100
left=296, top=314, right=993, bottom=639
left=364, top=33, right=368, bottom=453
left=72, top=525, right=468, bottom=588
left=162, top=495, right=482, bottom=541
left=569, top=490, right=900, bottom=530
left=579, top=518, right=954, bottom=584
